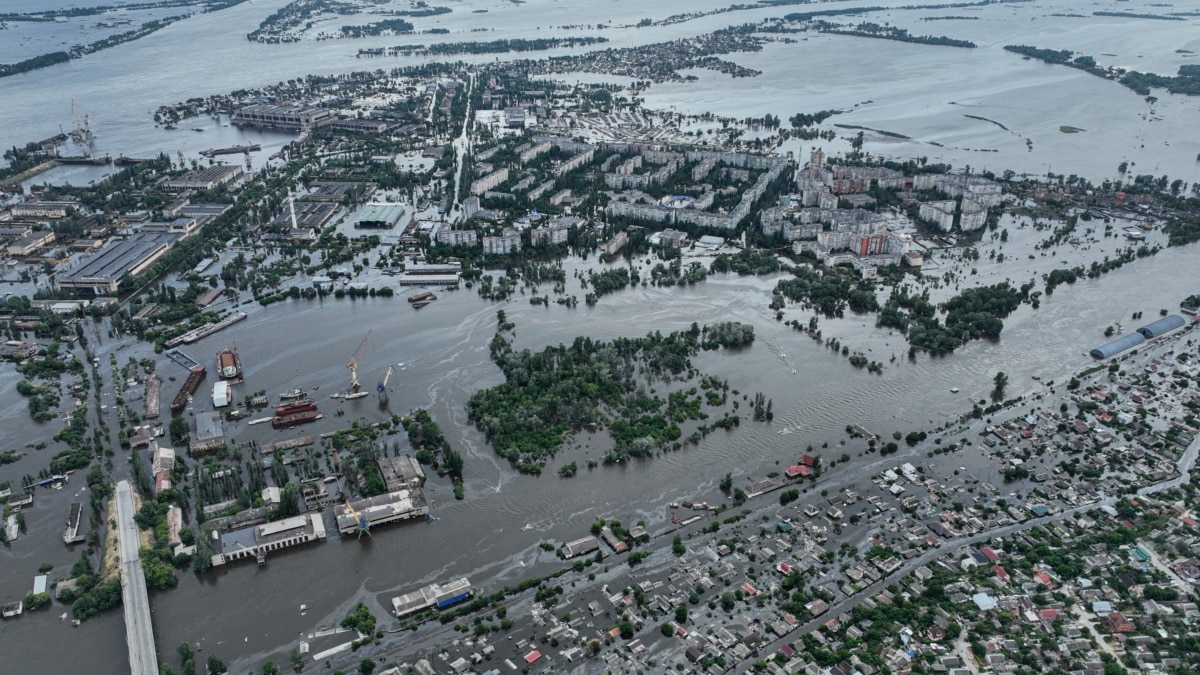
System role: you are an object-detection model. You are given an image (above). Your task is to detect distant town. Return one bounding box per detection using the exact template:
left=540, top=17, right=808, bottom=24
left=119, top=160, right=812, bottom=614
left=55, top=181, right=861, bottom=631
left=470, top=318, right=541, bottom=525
left=2, top=30, right=1200, bottom=675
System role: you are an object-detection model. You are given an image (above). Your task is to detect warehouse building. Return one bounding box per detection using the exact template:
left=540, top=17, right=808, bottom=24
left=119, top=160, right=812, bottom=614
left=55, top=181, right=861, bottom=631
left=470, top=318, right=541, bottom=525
left=54, top=233, right=178, bottom=293
left=1090, top=333, right=1146, bottom=360
left=1136, top=315, right=1186, bottom=339
left=232, top=103, right=335, bottom=131
left=355, top=204, right=406, bottom=229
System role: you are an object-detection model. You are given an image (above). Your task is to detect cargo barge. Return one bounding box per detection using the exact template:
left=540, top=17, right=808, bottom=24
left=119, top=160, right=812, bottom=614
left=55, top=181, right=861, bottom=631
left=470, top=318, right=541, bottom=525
left=216, top=347, right=243, bottom=383
left=170, top=365, right=207, bottom=414
left=165, top=312, right=247, bottom=348
left=408, top=291, right=436, bottom=303
left=273, top=410, right=322, bottom=429
left=200, top=143, right=261, bottom=158
left=275, top=400, right=317, bottom=416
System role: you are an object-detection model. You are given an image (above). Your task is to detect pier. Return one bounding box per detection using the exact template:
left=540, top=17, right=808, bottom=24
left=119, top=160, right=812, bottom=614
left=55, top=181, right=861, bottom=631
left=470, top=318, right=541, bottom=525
left=163, top=348, right=201, bottom=370
left=114, top=481, right=158, bottom=675
left=164, top=311, right=247, bottom=348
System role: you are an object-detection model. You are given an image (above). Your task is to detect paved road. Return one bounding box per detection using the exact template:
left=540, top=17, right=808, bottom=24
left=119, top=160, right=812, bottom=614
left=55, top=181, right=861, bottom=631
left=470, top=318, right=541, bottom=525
left=115, top=480, right=159, bottom=675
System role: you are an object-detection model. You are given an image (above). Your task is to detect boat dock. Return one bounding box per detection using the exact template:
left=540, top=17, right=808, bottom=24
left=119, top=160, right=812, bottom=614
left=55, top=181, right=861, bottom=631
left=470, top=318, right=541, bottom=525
left=144, top=375, right=160, bottom=420
left=165, top=312, right=247, bottom=348
left=164, top=348, right=201, bottom=370
left=261, top=436, right=314, bottom=454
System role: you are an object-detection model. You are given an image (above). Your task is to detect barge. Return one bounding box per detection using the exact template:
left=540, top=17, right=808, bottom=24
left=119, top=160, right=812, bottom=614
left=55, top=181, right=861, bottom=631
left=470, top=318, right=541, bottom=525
left=275, top=400, right=317, bottom=416
left=169, top=365, right=207, bottom=414
left=216, top=347, right=243, bottom=383
left=273, top=410, right=322, bottom=429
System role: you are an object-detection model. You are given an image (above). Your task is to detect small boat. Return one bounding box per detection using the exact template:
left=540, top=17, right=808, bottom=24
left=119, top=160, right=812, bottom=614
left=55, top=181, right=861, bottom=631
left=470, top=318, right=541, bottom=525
left=164, top=124, right=177, bottom=130
left=192, top=127, right=204, bottom=132
left=279, top=388, right=306, bottom=400
left=344, top=391, right=369, bottom=400
left=950, top=387, right=960, bottom=393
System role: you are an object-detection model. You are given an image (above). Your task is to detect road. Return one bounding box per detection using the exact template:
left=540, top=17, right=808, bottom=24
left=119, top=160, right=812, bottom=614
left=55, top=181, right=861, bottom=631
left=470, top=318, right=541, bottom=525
left=115, top=480, right=159, bottom=675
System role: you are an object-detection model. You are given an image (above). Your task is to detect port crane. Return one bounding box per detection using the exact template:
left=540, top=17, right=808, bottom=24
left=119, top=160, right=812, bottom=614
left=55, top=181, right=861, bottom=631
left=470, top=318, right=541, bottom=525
left=344, top=499, right=371, bottom=538
left=377, top=365, right=394, bottom=405
left=346, top=330, right=371, bottom=390
left=70, top=100, right=95, bottom=155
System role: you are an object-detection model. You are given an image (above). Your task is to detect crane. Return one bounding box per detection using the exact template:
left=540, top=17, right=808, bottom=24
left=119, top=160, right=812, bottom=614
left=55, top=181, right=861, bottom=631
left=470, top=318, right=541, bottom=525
left=70, top=100, right=94, bottom=154
left=346, top=330, right=371, bottom=390
left=377, top=365, right=394, bottom=405
left=343, top=499, right=371, bottom=538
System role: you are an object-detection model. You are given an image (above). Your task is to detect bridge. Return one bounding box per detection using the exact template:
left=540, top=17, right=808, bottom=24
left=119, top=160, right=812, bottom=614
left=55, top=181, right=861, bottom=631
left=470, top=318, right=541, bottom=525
left=115, top=480, right=159, bottom=674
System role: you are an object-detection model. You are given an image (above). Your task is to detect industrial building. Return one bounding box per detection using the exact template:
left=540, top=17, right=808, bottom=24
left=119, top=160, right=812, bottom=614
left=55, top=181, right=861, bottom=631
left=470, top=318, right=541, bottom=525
left=355, top=204, right=406, bottom=229
left=161, top=165, right=244, bottom=191
left=396, top=274, right=459, bottom=286
left=270, top=201, right=337, bottom=230
left=10, top=200, right=78, bottom=219
left=333, top=487, right=428, bottom=535
left=5, top=231, right=56, bottom=256
left=63, top=503, right=85, bottom=544
left=232, top=103, right=335, bottom=132
left=406, top=262, right=462, bottom=275
left=1137, top=315, right=1186, bottom=339
left=1090, top=333, right=1146, bottom=360
left=561, top=536, right=601, bottom=559
left=303, top=182, right=374, bottom=202
left=377, top=455, right=425, bottom=492
left=391, top=578, right=473, bottom=618
left=54, top=233, right=178, bottom=293
left=209, top=513, right=327, bottom=567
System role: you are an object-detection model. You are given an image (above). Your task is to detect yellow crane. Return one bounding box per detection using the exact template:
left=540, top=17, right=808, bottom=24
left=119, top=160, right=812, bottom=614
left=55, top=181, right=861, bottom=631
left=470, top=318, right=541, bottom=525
left=344, top=499, right=371, bottom=538
left=347, top=330, right=371, bottom=390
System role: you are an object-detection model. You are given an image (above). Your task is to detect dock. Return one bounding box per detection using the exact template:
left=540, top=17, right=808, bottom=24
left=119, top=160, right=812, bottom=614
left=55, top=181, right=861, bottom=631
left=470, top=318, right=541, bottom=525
left=260, top=436, right=314, bottom=454
left=0, top=159, right=58, bottom=187
left=164, top=312, right=247, bottom=348
left=163, top=348, right=201, bottom=370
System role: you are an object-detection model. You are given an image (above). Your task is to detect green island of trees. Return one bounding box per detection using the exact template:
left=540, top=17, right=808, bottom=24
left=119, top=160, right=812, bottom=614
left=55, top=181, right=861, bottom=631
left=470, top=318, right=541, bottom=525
left=1006, top=44, right=1200, bottom=97
left=467, top=316, right=754, bottom=472
left=876, top=281, right=1030, bottom=355
left=816, top=20, right=976, bottom=48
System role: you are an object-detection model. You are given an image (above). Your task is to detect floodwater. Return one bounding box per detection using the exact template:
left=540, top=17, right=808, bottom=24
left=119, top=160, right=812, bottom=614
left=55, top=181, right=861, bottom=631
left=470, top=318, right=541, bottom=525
left=2, top=0, right=1200, bottom=671
left=3, top=230, right=1198, bottom=672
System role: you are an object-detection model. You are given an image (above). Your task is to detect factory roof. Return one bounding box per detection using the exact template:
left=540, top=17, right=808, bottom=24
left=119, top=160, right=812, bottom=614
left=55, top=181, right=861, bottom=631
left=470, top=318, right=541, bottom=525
left=56, top=233, right=176, bottom=285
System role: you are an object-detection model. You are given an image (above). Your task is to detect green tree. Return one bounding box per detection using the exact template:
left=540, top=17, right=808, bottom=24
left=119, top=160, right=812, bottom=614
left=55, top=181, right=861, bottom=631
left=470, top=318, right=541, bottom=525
left=177, top=642, right=193, bottom=663
left=359, top=658, right=376, bottom=675
left=206, top=654, right=225, bottom=675
left=261, top=662, right=278, bottom=675
left=992, top=371, right=1008, bottom=400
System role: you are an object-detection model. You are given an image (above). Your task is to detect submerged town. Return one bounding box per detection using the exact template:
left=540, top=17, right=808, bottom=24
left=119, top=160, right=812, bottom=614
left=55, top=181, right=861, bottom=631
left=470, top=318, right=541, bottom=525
left=3, top=3, right=1200, bottom=675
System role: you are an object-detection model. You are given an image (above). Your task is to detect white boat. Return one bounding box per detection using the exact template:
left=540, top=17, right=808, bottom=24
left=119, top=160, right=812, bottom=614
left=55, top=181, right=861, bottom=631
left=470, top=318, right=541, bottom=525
left=344, top=391, right=369, bottom=400
left=950, top=387, right=960, bottom=393
left=279, top=388, right=306, bottom=400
